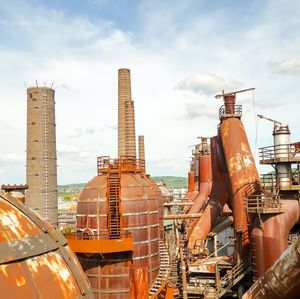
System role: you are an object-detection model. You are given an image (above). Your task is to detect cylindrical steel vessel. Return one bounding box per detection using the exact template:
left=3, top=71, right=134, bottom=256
left=273, top=124, right=291, bottom=188
left=76, top=172, right=160, bottom=298
left=0, top=191, right=93, bottom=299
left=219, top=118, right=260, bottom=252
left=251, top=199, right=300, bottom=279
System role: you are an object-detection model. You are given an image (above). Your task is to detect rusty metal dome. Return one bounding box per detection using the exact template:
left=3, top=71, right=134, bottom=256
left=75, top=157, right=161, bottom=298
left=0, top=191, right=93, bottom=299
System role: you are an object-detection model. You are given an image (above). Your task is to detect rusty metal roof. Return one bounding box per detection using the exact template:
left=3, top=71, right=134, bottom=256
left=0, top=191, right=93, bottom=299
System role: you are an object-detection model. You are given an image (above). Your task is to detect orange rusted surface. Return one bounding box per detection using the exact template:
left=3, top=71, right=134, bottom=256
left=130, top=266, right=149, bottom=299
left=66, top=235, right=134, bottom=253
left=251, top=199, right=300, bottom=279
left=187, top=136, right=230, bottom=250
left=0, top=197, right=42, bottom=242
left=243, top=235, right=300, bottom=299
left=187, top=154, right=212, bottom=232
left=188, top=171, right=195, bottom=193
left=76, top=170, right=160, bottom=298
left=0, top=191, right=93, bottom=299
left=219, top=118, right=260, bottom=251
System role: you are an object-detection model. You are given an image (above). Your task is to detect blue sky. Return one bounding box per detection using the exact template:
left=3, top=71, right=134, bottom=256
left=0, top=0, right=300, bottom=184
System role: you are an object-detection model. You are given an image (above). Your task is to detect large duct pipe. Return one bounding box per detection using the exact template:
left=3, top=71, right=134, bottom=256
left=26, top=86, right=58, bottom=227
left=251, top=199, right=300, bottom=279
left=219, top=101, right=261, bottom=253
left=125, top=100, right=136, bottom=157
left=188, top=171, right=195, bottom=193
left=188, top=155, right=212, bottom=215
left=242, top=235, right=300, bottom=299
left=187, top=136, right=229, bottom=251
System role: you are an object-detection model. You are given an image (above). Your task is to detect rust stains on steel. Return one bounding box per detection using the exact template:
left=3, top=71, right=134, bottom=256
left=187, top=136, right=230, bottom=252
left=0, top=191, right=93, bottom=299
left=218, top=92, right=261, bottom=254
left=251, top=199, right=300, bottom=278
left=76, top=156, right=161, bottom=297
left=186, top=153, right=212, bottom=232
left=242, top=236, right=300, bottom=299
left=188, top=171, right=195, bottom=193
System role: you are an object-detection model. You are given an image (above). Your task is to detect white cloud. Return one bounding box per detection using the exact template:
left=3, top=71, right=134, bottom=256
left=1, top=1, right=300, bottom=184
left=175, top=73, right=242, bottom=96
left=272, top=58, right=300, bottom=75
left=0, top=153, right=24, bottom=163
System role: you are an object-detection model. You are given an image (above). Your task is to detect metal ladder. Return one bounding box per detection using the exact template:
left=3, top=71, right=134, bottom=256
left=107, top=163, right=121, bottom=239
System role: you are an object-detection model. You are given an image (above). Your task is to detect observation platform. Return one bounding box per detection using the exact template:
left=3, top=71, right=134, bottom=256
left=259, top=142, right=300, bottom=164
left=97, top=156, right=145, bottom=175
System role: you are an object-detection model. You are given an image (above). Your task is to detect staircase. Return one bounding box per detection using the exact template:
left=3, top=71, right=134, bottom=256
left=107, top=163, right=121, bottom=239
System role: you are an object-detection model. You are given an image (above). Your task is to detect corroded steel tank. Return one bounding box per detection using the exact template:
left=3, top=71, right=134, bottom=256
left=0, top=191, right=93, bottom=299
left=76, top=158, right=160, bottom=298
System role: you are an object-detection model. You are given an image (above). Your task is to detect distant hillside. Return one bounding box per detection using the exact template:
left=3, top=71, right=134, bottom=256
left=58, top=176, right=187, bottom=196
left=152, top=176, right=187, bottom=188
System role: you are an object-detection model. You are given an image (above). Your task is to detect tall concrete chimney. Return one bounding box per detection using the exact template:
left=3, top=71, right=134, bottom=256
left=138, top=135, right=145, bottom=161
left=125, top=100, right=136, bottom=157
left=118, top=68, right=136, bottom=158
left=26, top=86, right=58, bottom=226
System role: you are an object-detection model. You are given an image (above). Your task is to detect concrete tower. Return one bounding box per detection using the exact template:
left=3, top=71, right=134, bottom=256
left=26, top=86, right=58, bottom=226
left=118, top=68, right=136, bottom=158
left=138, top=135, right=145, bottom=161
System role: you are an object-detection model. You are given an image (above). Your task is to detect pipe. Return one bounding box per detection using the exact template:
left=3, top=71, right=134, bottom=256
left=164, top=202, right=193, bottom=206
left=251, top=199, right=300, bottom=279
left=187, top=154, right=212, bottom=216
left=188, top=171, right=195, bottom=193
left=187, top=136, right=229, bottom=249
left=164, top=213, right=202, bottom=220
left=242, top=235, right=300, bottom=299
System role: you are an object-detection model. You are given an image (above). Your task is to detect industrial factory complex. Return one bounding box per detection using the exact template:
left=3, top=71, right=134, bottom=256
left=0, top=68, right=299, bottom=299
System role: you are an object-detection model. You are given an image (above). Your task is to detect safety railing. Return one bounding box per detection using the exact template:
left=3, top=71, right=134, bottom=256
left=260, top=171, right=300, bottom=191
left=97, top=156, right=145, bottom=175
left=244, top=194, right=283, bottom=214
left=217, top=259, right=250, bottom=297
left=219, top=104, right=242, bottom=120
left=259, top=142, right=300, bottom=163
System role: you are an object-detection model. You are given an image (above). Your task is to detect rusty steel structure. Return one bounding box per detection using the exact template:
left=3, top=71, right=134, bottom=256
left=0, top=191, right=93, bottom=299
left=171, top=87, right=300, bottom=298
left=65, top=68, right=169, bottom=299
left=26, top=86, right=58, bottom=227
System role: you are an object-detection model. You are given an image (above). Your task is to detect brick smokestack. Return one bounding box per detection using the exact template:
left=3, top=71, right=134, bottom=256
left=118, top=68, right=136, bottom=158
left=138, top=135, right=145, bottom=161
left=26, top=86, right=58, bottom=226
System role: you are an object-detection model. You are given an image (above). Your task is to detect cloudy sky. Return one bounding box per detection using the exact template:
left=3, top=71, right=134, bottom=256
left=1, top=0, right=300, bottom=185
